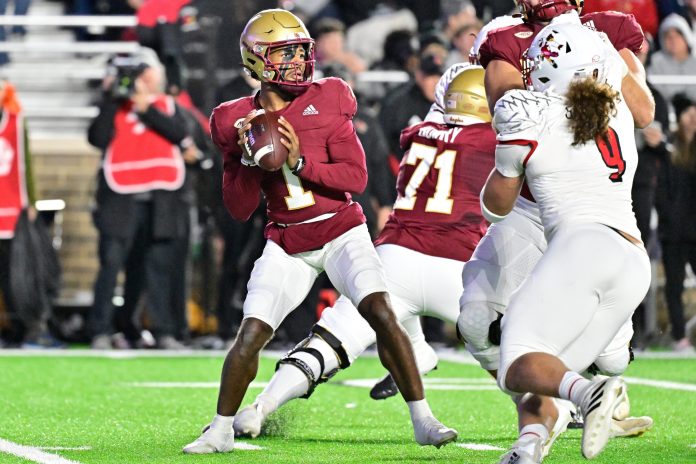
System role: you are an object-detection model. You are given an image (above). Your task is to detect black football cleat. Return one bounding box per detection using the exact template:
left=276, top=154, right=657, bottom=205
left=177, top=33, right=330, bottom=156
left=568, top=409, right=584, bottom=429
left=369, top=373, right=399, bottom=400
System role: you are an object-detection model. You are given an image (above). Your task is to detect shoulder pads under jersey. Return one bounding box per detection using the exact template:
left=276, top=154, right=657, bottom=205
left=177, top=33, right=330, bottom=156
left=493, top=89, right=562, bottom=138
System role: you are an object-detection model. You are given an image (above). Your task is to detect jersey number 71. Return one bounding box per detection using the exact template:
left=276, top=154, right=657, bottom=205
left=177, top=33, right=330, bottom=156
left=393, top=142, right=456, bottom=214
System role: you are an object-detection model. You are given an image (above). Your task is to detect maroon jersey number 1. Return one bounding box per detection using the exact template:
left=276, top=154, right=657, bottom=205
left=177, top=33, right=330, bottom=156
left=280, top=164, right=316, bottom=210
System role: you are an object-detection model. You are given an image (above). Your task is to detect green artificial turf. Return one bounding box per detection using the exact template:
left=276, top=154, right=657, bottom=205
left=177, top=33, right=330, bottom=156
left=0, top=352, right=694, bottom=463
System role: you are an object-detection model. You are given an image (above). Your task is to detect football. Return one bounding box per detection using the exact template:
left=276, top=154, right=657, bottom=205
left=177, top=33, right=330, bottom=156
left=244, top=110, right=289, bottom=171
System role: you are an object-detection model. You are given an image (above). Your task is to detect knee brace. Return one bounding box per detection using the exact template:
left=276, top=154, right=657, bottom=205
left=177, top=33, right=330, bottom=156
left=457, top=301, right=504, bottom=371
left=275, top=324, right=351, bottom=399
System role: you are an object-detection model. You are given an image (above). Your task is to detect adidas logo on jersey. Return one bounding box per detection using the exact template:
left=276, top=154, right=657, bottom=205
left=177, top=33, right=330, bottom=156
left=302, top=104, right=319, bottom=116
left=583, top=20, right=597, bottom=31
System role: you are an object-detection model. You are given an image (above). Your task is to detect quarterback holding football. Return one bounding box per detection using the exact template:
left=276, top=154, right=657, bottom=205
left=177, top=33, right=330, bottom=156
left=182, top=8, right=456, bottom=454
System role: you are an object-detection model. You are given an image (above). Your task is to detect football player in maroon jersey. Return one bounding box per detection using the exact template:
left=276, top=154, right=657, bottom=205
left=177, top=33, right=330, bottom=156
left=182, top=9, right=456, bottom=454
left=481, top=0, right=654, bottom=127
left=228, top=64, right=497, bottom=441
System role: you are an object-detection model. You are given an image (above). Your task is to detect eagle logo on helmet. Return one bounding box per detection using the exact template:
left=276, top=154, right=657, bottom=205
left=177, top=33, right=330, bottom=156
left=539, top=33, right=562, bottom=68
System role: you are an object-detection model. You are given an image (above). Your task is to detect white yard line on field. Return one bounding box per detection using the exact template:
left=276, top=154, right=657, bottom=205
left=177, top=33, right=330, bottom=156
left=338, top=378, right=499, bottom=391
left=127, top=381, right=268, bottom=388
left=624, top=377, right=696, bottom=392
left=0, top=438, right=83, bottom=464
left=37, top=447, right=90, bottom=451
left=236, top=442, right=265, bottom=451
left=456, top=443, right=505, bottom=451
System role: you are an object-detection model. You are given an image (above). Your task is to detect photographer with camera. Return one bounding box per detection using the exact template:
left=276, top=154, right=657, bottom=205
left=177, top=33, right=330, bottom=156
left=87, top=48, right=204, bottom=350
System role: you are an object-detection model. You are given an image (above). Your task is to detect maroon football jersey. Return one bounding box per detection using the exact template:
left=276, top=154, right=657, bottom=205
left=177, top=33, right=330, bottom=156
left=375, top=121, right=496, bottom=262
left=479, top=11, right=644, bottom=203
left=211, top=77, right=367, bottom=255
left=479, top=11, right=645, bottom=71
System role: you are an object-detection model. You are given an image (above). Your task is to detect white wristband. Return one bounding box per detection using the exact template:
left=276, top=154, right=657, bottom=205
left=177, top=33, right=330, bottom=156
left=480, top=191, right=508, bottom=223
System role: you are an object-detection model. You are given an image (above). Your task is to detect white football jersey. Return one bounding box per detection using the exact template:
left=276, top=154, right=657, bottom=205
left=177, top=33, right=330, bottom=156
left=493, top=89, right=641, bottom=242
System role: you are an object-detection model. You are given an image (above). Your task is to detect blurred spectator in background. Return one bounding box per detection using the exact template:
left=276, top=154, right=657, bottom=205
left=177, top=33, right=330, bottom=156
left=655, top=93, right=696, bottom=353
left=470, top=0, right=514, bottom=22
left=445, top=20, right=481, bottom=69
left=131, top=0, right=190, bottom=95
left=115, top=95, right=213, bottom=348
left=632, top=37, right=671, bottom=347
left=582, top=0, right=660, bottom=39
left=178, top=0, right=222, bottom=115
left=0, top=0, right=31, bottom=65
left=648, top=14, right=696, bottom=102
left=372, top=29, right=419, bottom=74
left=0, top=79, right=61, bottom=348
left=87, top=50, right=200, bottom=350
left=69, top=0, right=134, bottom=42
left=0, top=79, right=31, bottom=345
left=313, top=18, right=367, bottom=75
left=438, top=0, right=478, bottom=44
left=378, top=48, right=445, bottom=171
left=346, top=2, right=418, bottom=67
left=360, top=29, right=419, bottom=104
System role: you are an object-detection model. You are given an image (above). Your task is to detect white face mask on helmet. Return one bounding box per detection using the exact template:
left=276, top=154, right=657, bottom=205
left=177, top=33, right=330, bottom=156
left=525, top=12, right=609, bottom=94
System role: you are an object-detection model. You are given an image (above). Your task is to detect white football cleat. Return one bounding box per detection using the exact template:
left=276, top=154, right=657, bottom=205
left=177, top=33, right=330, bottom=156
left=612, top=382, right=630, bottom=420
left=541, top=399, right=572, bottom=459
left=413, top=416, right=458, bottom=448
left=499, top=435, right=543, bottom=464
left=610, top=415, right=654, bottom=438
left=233, top=403, right=266, bottom=438
left=580, top=376, right=627, bottom=459
left=182, top=426, right=234, bottom=454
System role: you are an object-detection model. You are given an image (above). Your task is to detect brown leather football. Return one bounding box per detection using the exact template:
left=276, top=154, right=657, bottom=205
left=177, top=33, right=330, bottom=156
left=245, top=110, right=289, bottom=171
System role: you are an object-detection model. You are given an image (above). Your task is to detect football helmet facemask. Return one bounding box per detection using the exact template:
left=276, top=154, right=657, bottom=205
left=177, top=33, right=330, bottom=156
left=240, top=9, right=315, bottom=95
left=515, top=0, right=584, bottom=22
left=443, top=66, right=491, bottom=124
left=525, top=15, right=609, bottom=94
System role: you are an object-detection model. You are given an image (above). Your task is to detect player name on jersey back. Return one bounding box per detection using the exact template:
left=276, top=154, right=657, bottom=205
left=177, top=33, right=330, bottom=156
left=417, top=126, right=464, bottom=144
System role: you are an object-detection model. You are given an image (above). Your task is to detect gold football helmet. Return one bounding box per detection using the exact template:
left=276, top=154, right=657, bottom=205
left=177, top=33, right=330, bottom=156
left=240, top=9, right=315, bottom=94
left=514, top=0, right=583, bottom=22
left=443, top=66, right=491, bottom=124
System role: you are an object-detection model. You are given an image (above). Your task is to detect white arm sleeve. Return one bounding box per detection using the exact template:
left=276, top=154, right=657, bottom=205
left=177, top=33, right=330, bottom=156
left=495, top=143, right=528, bottom=178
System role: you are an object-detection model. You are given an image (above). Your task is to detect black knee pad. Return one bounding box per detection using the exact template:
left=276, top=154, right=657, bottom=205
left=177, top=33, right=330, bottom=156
left=275, top=342, right=326, bottom=399
left=312, top=324, right=351, bottom=369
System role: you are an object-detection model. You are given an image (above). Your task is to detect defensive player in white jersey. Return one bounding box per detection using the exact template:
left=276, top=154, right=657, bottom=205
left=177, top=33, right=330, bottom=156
left=481, top=18, right=651, bottom=462
left=458, top=8, right=653, bottom=464
left=231, top=65, right=497, bottom=439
